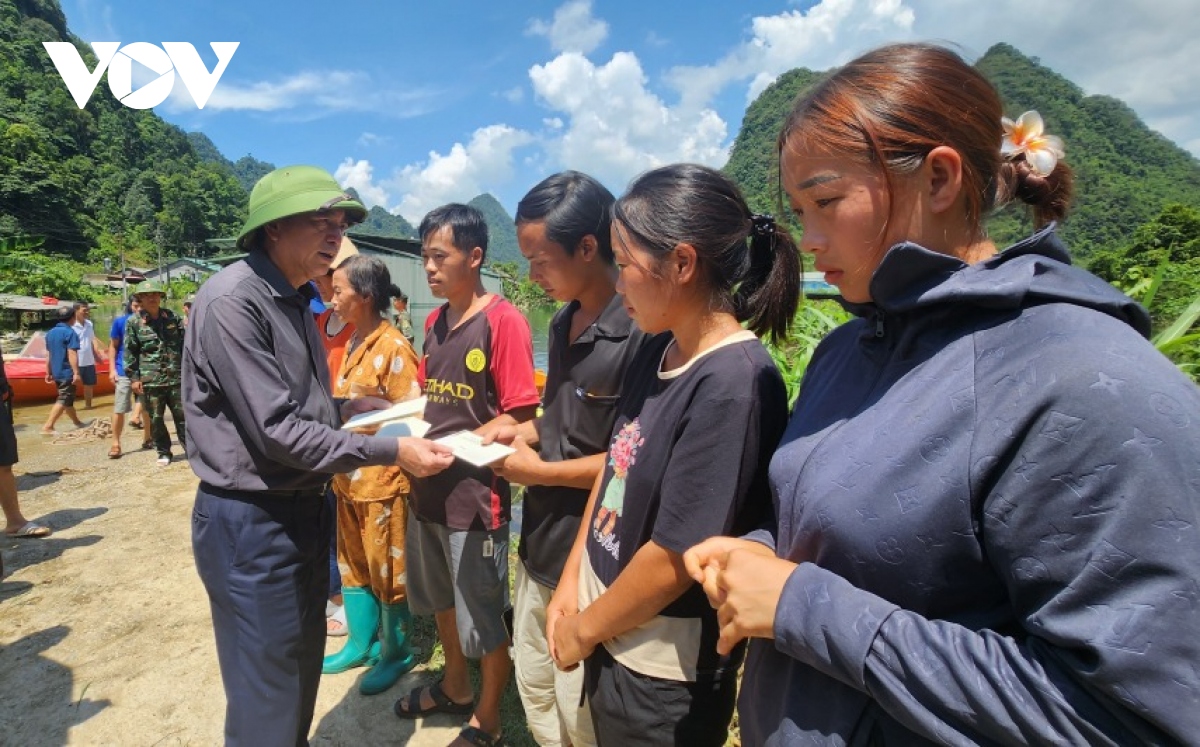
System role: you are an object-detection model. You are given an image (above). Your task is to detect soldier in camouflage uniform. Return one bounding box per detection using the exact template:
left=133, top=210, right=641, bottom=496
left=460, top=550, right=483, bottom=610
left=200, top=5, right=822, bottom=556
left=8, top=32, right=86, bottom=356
left=125, top=282, right=187, bottom=466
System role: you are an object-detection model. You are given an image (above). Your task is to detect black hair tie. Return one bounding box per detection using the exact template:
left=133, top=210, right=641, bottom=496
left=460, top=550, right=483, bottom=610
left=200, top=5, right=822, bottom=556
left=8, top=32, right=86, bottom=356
left=751, top=213, right=776, bottom=238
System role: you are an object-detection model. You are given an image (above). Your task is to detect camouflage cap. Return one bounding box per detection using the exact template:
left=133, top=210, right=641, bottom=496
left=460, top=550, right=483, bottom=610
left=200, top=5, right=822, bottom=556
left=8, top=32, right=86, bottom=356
left=131, top=280, right=167, bottom=298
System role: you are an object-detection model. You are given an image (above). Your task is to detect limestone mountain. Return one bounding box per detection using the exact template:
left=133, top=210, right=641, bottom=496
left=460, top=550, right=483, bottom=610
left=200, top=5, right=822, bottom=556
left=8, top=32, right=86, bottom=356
left=724, top=43, right=1200, bottom=262
left=469, top=193, right=525, bottom=270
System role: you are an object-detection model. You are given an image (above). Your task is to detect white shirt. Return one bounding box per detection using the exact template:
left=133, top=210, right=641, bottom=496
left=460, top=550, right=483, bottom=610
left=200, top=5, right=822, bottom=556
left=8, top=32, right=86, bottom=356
left=72, top=319, right=96, bottom=366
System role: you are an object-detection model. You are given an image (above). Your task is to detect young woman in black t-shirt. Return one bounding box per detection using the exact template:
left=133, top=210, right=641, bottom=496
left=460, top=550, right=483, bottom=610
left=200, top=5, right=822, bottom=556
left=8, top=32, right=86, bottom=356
left=546, top=164, right=801, bottom=746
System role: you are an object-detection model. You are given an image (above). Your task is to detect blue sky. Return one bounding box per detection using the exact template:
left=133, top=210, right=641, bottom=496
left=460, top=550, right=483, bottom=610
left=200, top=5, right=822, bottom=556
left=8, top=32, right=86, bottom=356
left=59, top=0, right=1200, bottom=223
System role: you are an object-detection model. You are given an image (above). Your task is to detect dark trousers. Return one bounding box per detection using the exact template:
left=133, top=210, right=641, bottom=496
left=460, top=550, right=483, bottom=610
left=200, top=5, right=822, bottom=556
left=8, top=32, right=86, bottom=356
left=584, top=645, right=737, bottom=747
left=192, top=484, right=330, bottom=747
left=325, top=487, right=341, bottom=596
left=144, top=385, right=186, bottom=458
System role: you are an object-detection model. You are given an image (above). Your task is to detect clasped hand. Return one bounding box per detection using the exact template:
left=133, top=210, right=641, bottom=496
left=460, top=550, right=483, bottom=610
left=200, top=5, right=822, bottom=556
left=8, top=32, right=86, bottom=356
left=545, top=582, right=594, bottom=671
left=682, top=536, right=797, bottom=656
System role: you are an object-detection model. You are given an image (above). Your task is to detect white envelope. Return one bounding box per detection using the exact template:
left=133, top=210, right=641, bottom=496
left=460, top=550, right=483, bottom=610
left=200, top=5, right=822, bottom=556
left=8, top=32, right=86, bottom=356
left=375, top=418, right=432, bottom=438
left=341, top=396, right=427, bottom=430
left=434, top=430, right=516, bottom=467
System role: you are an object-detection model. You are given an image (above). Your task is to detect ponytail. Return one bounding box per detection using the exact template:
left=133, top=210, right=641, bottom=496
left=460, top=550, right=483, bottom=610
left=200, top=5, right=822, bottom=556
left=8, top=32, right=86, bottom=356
left=735, top=214, right=801, bottom=343
left=995, top=159, right=1073, bottom=229
left=614, top=164, right=802, bottom=344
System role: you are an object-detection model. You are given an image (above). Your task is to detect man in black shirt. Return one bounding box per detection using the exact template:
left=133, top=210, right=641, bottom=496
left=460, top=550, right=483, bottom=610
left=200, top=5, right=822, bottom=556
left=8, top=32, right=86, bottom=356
left=483, top=172, right=646, bottom=747
left=184, top=165, right=452, bottom=747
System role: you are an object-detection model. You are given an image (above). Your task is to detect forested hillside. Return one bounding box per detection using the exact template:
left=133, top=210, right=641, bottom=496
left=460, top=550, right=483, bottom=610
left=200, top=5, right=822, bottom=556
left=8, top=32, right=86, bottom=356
left=724, top=43, right=1200, bottom=262
left=469, top=193, right=524, bottom=269
left=0, top=0, right=245, bottom=264
left=355, top=204, right=418, bottom=239
left=187, top=132, right=275, bottom=193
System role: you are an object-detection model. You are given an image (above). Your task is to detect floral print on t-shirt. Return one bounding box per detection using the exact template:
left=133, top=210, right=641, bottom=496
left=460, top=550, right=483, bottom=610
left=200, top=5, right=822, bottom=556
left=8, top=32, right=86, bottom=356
left=593, top=417, right=644, bottom=559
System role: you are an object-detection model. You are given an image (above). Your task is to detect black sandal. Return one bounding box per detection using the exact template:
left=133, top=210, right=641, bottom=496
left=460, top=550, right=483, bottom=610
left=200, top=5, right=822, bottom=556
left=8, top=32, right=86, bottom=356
left=392, top=681, right=474, bottom=719
left=457, top=725, right=505, bottom=747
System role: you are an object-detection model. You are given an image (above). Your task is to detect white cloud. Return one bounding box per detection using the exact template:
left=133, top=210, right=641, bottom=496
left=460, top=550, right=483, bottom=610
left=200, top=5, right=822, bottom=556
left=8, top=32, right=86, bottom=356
left=666, top=0, right=915, bottom=109
left=340, top=0, right=1200, bottom=220
left=334, top=159, right=390, bottom=209
left=357, top=132, right=389, bottom=148
left=70, top=0, right=119, bottom=41
left=644, top=31, right=669, bottom=49
left=526, top=0, right=608, bottom=55
left=500, top=86, right=524, bottom=104
left=902, top=0, right=1200, bottom=156
left=386, top=125, right=535, bottom=223
left=170, top=70, right=442, bottom=119
left=529, top=51, right=728, bottom=190
left=661, top=0, right=1200, bottom=156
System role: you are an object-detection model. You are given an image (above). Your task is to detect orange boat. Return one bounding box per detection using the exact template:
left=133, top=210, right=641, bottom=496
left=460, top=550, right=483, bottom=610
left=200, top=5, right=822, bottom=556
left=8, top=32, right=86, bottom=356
left=3, top=332, right=114, bottom=404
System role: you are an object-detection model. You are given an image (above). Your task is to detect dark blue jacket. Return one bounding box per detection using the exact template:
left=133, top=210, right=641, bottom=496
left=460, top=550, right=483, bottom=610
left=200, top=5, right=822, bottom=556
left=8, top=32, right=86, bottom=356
left=742, top=227, right=1200, bottom=746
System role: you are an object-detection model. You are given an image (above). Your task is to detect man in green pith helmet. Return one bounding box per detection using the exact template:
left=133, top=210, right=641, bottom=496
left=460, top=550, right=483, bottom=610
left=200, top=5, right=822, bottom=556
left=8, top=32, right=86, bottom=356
left=183, top=165, right=453, bottom=747
left=124, top=281, right=186, bottom=467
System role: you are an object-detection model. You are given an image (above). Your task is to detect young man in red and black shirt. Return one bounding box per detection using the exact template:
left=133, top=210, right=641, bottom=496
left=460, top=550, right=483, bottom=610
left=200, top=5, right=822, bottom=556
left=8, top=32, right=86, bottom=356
left=396, top=203, right=539, bottom=747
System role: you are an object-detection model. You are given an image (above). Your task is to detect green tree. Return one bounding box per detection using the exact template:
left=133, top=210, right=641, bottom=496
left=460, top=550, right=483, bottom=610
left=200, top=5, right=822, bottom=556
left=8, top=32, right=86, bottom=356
left=489, top=260, right=551, bottom=311
left=1088, top=203, right=1200, bottom=331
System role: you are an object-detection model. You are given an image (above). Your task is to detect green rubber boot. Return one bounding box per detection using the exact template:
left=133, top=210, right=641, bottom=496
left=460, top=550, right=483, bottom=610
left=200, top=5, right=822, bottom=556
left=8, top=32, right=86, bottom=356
left=359, top=601, right=417, bottom=695
left=322, top=587, right=381, bottom=674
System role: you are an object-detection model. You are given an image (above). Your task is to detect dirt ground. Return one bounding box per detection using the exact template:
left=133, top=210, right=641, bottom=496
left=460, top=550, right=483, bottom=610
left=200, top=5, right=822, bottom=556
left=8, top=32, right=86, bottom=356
left=0, top=394, right=503, bottom=746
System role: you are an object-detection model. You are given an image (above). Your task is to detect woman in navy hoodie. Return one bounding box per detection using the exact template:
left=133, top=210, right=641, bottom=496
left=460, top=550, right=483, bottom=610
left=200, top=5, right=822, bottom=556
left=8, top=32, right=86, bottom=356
left=686, top=43, right=1200, bottom=746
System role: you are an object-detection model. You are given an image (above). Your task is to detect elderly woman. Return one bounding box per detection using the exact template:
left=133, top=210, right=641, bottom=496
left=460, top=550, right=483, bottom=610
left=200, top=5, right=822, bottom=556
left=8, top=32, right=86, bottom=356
left=321, top=254, right=423, bottom=695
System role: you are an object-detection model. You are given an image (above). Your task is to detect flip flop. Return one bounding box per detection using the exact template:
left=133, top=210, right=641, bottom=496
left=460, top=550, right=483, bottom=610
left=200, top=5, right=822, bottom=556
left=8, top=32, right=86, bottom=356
left=327, top=604, right=348, bottom=636
left=393, top=681, right=474, bottom=719
left=108, top=444, right=123, bottom=459
left=7, top=522, right=51, bottom=538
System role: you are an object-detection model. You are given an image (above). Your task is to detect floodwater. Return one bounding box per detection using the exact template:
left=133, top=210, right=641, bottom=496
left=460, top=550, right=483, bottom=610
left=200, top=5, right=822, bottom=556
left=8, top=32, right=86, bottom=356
left=9, top=393, right=121, bottom=457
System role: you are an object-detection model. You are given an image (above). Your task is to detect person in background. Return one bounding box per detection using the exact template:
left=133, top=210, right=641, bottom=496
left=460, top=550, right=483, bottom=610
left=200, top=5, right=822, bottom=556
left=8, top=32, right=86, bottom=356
left=40, top=305, right=86, bottom=434
left=125, top=282, right=186, bottom=467
left=684, top=43, right=1200, bottom=746
left=1, top=360, right=51, bottom=542
left=120, top=301, right=149, bottom=437
left=70, top=301, right=105, bottom=409
left=393, top=203, right=540, bottom=747
left=389, top=286, right=415, bottom=345
left=310, top=235, right=360, bottom=638
left=184, top=165, right=453, bottom=747
left=480, top=170, right=644, bottom=747
left=182, top=299, right=193, bottom=327
left=107, top=299, right=144, bottom=459
left=546, top=164, right=800, bottom=746
left=320, top=254, right=423, bottom=695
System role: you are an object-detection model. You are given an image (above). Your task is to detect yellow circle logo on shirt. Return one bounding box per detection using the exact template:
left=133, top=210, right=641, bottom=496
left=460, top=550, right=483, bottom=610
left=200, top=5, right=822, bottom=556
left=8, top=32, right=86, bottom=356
left=465, top=348, right=486, bottom=373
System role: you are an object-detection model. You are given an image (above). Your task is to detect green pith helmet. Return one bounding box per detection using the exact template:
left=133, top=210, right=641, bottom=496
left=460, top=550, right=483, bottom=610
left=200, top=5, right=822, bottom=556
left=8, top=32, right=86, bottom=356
left=131, top=280, right=167, bottom=298
left=236, top=165, right=367, bottom=249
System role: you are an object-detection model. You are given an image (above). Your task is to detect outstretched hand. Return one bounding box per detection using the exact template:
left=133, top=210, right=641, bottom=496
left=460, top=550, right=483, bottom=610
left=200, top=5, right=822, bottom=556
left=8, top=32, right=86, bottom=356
left=477, top=422, right=519, bottom=446
left=491, top=436, right=544, bottom=486
left=395, top=437, right=455, bottom=477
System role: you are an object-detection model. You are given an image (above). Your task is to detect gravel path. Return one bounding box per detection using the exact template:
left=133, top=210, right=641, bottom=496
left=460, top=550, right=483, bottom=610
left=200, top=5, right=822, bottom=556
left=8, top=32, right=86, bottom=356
left=1, top=397, right=473, bottom=746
